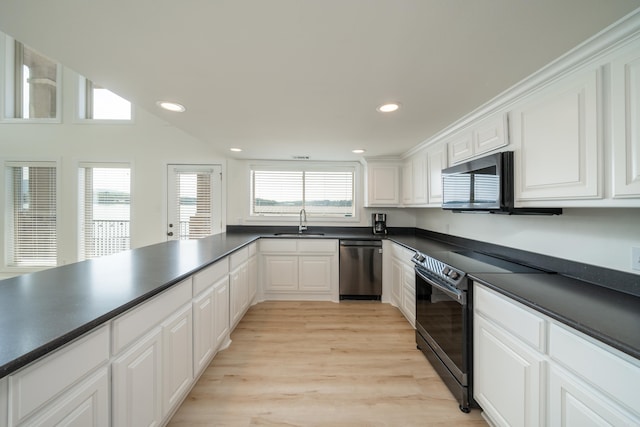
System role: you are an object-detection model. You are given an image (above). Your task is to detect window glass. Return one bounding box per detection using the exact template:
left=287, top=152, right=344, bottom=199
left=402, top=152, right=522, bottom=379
left=174, top=170, right=213, bottom=239
left=15, top=42, right=58, bottom=119
left=79, top=166, right=131, bottom=259
left=251, top=167, right=354, bottom=217
left=85, top=80, right=132, bottom=120
left=6, top=163, right=57, bottom=267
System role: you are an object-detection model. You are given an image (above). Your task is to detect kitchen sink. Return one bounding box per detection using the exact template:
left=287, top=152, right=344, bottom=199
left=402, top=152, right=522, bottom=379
left=273, top=232, right=325, bottom=237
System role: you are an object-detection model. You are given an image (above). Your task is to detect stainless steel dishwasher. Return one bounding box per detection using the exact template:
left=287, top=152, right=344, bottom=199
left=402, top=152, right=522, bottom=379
left=339, top=240, right=383, bottom=300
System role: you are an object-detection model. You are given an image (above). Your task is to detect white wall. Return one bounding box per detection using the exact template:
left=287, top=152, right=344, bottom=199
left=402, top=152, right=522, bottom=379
left=415, top=208, right=640, bottom=275
left=226, top=158, right=417, bottom=229
left=0, top=65, right=226, bottom=278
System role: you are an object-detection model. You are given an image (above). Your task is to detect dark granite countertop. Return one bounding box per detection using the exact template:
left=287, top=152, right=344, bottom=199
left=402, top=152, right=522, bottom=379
left=0, top=227, right=638, bottom=380
left=471, top=273, right=640, bottom=359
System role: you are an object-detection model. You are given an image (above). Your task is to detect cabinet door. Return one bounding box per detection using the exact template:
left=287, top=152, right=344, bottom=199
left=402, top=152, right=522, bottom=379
left=263, top=255, right=299, bottom=292
left=366, top=164, right=400, bottom=205
left=112, top=329, right=162, bottom=427
left=25, top=368, right=109, bottom=427
left=548, top=364, right=640, bottom=427
left=474, top=114, right=508, bottom=155
left=448, top=131, right=474, bottom=164
left=299, top=256, right=332, bottom=292
left=412, top=153, right=427, bottom=204
left=611, top=45, right=640, bottom=198
left=248, top=255, right=258, bottom=303
left=474, top=315, right=544, bottom=427
left=390, top=258, right=403, bottom=307
left=213, top=276, right=230, bottom=350
left=402, top=160, right=413, bottom=204
left=426, top=144, right=446, bottom=205
left=162, top=305, right=193, bottom=417
left=193, top=288, right=215, bottom=376
left=513, top=69, right=601, bottom=201
left=401, top=264, right=415, bottom=326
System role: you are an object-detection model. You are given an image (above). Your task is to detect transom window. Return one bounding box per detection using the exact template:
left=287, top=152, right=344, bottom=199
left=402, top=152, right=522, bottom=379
left=80, top=78, right=132, bottom=120
left=4, top=39, right=60, bottom=120
left=250, top=166, right=354, bottom=217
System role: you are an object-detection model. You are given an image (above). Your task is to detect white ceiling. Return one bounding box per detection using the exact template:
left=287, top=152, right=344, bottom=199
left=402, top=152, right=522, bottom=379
left=1, top=1, right=639, bottom=161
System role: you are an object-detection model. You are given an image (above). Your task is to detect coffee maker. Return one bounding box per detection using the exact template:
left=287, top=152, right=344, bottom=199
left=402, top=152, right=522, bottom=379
left=372, top=213, right=387, bottom=235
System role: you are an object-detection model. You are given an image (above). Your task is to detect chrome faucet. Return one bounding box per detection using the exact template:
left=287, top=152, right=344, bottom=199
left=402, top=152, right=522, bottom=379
left=299, top=208, right=307, bottom=233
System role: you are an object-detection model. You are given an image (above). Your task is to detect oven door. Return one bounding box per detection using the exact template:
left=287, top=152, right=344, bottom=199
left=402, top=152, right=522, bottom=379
left=415, top=267, right=470, bottom=386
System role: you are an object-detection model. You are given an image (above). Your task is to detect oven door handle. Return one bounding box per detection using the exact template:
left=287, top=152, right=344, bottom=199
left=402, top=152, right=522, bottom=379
left=415, top=268, right=467, bottom=304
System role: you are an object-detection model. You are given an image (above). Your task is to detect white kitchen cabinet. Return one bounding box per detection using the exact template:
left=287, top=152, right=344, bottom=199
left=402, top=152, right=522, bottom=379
left=213, top=275, right=230, bottom=350
left=389, top=242, right=416, bottom=326
left=512, top=69, right=601, bottom=202
left=192, top=287, right=215, bottom=375
left=426, top=143, right=447, bottom=205
left=364, top=162, right=401, bottom=206
left=7, top=326, right=110, bottom=427
left=260, top=239, right=338, bottom=301
left=248, top=243, right=258, bottom=303
left=402, top=159, right=413, bottom=205
left=447, top=114, right=508, bottom=164
left=112, top=328, right=162, bottom=427
left=474, top=314, right=544, bottom=427
left=229, top=247, right=250, bottom=330
left=401, top=152, right=428, bottom=206
left=161, top=304, right=193, bottom=418
left=611, top=44, right=640, bottom=198
left=474, top=282, right=640, bottom=427
left=0, top=377, right=6, bottom=427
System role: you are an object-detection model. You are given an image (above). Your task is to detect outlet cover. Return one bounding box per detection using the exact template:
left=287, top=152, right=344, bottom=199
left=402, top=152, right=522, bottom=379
left=633, top=247, right=640, bottom=271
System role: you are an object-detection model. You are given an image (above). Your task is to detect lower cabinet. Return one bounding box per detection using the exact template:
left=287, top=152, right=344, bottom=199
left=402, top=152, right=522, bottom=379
left=474, top=282, right=640, bottom=427
left=161, top=304, right=193, bottom=418
left=389, top=242, right=416, bottom=327
left=112, top=328, right=163, bottom=427
left=260, top=239, right=338, bottom=301
left=213, top=276, right=230, bottom=350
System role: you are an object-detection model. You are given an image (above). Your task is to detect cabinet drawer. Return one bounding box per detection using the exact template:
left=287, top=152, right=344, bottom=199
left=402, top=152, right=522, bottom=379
left=248, top=242, right=257, bottom=257
left=549, top=322, right=640, bottom=413
left=474, top=283, right=545, bottom=352
left=260, top=239, right=297, bottom=253
left=193, top=258, right=228, bottom=296
left=230, top=247, right=249, bottom=270
left=391, top=243, right=415, bottom=261
left=9, top=325, right=110, bottom=425
left=112, top=277, right=192, bottom=354
left=298, top=239, right=337, bottom=253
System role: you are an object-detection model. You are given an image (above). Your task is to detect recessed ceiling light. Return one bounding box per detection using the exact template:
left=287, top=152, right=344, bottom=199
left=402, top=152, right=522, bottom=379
left=230, top=148, right=242, bottom=152
left=377, top=103, right=400, bottom=113
left=157, top=101, right=186, bottom=112
left=352, top=149, right=366, bottom=154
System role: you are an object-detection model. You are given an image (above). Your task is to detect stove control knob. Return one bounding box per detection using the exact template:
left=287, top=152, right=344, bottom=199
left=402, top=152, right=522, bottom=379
left=417, top=254, right=426, bottom=262
left=442, top=267, right=451, bottom=276
left=449, top=271, right=460, bottom=280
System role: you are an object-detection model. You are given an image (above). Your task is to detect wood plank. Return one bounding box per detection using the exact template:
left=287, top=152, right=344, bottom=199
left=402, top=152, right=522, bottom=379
left=168, top=301, right=486, bottom=426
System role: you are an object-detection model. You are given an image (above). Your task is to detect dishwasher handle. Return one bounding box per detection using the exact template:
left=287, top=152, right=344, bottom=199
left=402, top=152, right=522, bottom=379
left=339, top=240, right=382, bottom=247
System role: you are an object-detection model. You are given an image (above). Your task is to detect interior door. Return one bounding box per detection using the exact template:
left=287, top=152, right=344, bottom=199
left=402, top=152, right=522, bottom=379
left=167, top=165, right=222, bottom=240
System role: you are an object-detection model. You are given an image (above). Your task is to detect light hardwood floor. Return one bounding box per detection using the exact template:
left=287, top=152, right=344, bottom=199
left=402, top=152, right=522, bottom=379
left=168, top=301, right=487, bottom=426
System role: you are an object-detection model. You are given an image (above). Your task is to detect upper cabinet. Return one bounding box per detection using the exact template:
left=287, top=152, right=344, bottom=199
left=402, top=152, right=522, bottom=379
left=426, top=143, right=447, bottom=205
left=611, top=43, right=640, bottom=198
left=447, top=114, right=508, bottom=165
left=511, top=68, right=601, bottom=202
left=402, top=151, right=428, bottom=206
left=364, top=161, right=401, bottom=206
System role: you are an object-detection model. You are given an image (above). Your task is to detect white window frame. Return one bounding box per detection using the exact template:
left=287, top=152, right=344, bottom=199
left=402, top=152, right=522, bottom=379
left=75, top=76, right=134, bottom=124
left=247, top=161, right=360, bottom=223
left=78, top=162, right=132, bottom=260
left=2, top=160, right=60, bottom=272
left=0, top=33, right=62, bottom=123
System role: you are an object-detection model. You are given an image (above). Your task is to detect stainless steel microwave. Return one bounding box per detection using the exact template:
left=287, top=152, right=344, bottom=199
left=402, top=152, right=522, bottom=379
left=441, top=151, right=561, bottom=215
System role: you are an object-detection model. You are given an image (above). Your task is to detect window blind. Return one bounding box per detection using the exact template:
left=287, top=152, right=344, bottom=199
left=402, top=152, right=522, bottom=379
left=251, top=168, right=354, bottom=217
left=8, top=164, right=57, bottom=267
left=79, top=166, right=131, bottom=259
left=175, top=170, right=214, bottom=239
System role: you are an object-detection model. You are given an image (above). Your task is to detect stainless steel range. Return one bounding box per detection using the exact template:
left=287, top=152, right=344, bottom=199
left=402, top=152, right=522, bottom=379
left=412, top=251, right=474, bottom=412
left=411, top=248, right=546, bottom=412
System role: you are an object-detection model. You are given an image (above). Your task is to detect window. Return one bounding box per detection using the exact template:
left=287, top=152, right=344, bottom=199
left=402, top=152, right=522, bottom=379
left=250, top=166, right=354, bottom=217
left=4, top=39, right=60, bottom=119
left=79, top=165, right=131, bottom=260
left=5, top=163, right=57, bottom=267
left=80, top=78, right=132, bottom=120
